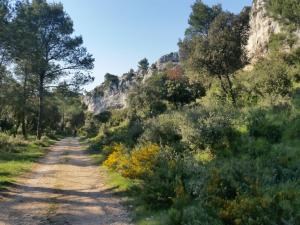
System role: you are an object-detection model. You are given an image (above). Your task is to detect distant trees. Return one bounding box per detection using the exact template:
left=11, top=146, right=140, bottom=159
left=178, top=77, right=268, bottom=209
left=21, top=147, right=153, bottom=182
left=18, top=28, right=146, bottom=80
left=8, top=0, right=94, bottom=139
left=0, top=0, right=93, bottom=138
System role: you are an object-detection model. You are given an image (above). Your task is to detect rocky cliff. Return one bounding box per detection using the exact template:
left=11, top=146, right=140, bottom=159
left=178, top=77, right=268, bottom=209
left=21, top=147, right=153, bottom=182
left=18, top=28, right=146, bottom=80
left=83, top=52, right=179, bottom=114
left=245, top=0, right=281, bottom=62
left=85, top=0, right=299, bottom=114
left=246, top=0, right=300, bottom=62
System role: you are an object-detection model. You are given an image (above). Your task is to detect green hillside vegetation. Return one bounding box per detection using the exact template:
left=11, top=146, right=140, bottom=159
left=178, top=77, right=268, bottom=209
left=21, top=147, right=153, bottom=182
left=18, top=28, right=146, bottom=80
left=0, top=0, right=299, bottom=224
left=84, top=1, right=300, bottom=225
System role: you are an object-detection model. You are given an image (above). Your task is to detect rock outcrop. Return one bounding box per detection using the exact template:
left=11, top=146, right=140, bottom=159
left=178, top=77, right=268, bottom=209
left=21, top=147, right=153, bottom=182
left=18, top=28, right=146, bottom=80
left=83, top=52, right=179, bottom=114
left=246, top=0, right=281, bottom=62
left=85, top=0, right=300, bottom=115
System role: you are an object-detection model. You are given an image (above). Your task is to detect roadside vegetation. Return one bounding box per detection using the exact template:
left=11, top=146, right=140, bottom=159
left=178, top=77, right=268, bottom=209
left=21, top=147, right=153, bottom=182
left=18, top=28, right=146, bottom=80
left=0, top=133, right=56, bottom=189
left=83, top=1, right=300, bottom=225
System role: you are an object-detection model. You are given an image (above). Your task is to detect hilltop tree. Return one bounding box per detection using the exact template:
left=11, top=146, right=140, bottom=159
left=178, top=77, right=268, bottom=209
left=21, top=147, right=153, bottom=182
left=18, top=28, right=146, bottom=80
left=104, top=73, right=119, bottom=87
left=10, top=0, right=94, bottom=139
left=138, top=58, right=149, bottom=75
left=185, top=0, right=222, bottom=37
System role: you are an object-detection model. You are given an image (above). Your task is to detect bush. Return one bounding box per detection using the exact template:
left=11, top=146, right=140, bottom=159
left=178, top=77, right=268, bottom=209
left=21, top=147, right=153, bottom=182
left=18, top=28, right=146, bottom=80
left=140, top=113, right=183, bottom=150
left=141, top=151, right=180, bottom=208
left=141, top=106, right=235, bottom=153
left=0, top=133, right=28, bottom=152
left=103, top=143, right=160, bottom=179
left=248, top=109, right=283, bottom=143
left=103, top=144, right=130, bottom=175
left=180, top=107, right=236, bottom=152
left=126, top=144, right=160, bottom=178
left=167, top=202, right=222, bottom=225
left=284, top=116, right=300, bottom=140
left=236, top=57, right=292, bottom=106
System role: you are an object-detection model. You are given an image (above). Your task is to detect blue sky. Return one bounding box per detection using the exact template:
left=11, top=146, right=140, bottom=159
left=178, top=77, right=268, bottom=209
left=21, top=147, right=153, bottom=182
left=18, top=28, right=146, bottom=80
left=57, top=0, right=253, bottom=90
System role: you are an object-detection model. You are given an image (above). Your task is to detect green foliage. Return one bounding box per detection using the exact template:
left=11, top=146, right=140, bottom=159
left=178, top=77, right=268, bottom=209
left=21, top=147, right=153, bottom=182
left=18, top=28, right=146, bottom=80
left=267, top=0, right=300, bottom=27
left=185, top=0, right=222, bottom=36
left=180, top=3, right=250, bottom=104
left=255, top=61, right=291, bottom=97
left=167, top=202, right=222, bottom=225
left=104, top=73, right=119, bottom=87
left=236, top=55, right=293, bottom=107
left=138, top=58, right=149, bottom=74
left=7, top=0, right=94, bottom=139
left=141, top=151, right=180, bottom=208
left=128, top=73, right=167, bottom=118
left=94, top=111, right=112, bottom=123
left=0, top=133, right=53, bottom=189
left=141, top=106, right=235, bottom=153
left=85, top=1, right=300, bottom=225
left=248, top=109, right=283, bottom=143
left=165, top=71, right=205, bottom=106
left=283, top=116, right=300, bottom=140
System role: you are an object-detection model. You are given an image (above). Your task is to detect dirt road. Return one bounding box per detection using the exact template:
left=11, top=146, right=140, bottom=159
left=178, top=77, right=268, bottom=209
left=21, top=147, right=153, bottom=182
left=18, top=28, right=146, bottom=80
left=0, top=138, right=132, bottom=225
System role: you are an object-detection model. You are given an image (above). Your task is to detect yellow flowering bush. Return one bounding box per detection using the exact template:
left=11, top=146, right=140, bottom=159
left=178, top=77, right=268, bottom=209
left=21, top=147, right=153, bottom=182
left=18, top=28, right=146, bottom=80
left=126, top=143, right=160, bottom=178
left=103, top=144, right=130, bottom=172
left=103, top=143, right=160, bottom=179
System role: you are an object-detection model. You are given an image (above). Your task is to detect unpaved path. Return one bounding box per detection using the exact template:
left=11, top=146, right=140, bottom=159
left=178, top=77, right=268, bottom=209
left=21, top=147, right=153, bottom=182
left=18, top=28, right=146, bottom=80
left=0, top=138, right=132, bottom=225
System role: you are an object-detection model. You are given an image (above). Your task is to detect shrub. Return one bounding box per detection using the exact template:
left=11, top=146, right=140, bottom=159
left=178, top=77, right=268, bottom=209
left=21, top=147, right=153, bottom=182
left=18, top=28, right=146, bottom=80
left=248, top=109, right=282, bottom=143
left=167, top=202, right=222, bottom=225
left=267, top=0, right=300, bottom=27
left=140, top=113, right=183, bottom=150
left=180, top=106, right=236, bottom=152
left=284, top=116, right=300, bottom=140
left=141, top=106, right=235, bottom=153
left=0, top=133, right=28, bottom=152
left=103, top=144, right=130, bottom=175
left=126, top=143, right=160, bottom=178
left=103, top=143, right=160, bottom=179
left=253, top=59, right=291, bottom=98
left=91, top=118, right=143, bottom=149
left=127, top=73, right=168, bottom=118
left=141, top=151, right=180, bottom=208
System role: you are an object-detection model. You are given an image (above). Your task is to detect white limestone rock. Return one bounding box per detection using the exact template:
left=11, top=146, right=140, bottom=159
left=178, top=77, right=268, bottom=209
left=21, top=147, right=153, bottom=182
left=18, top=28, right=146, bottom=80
left=246, top=0, right=281, bottom=62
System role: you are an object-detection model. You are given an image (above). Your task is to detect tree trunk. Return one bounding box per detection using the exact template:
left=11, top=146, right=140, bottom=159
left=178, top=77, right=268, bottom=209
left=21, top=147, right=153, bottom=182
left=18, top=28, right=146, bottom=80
left=13, top=121, right=20, bottom=138
left=61, top=106, right=65, bottom=133
left=217, top=74, right=228, bottom=95
left=37, top=73, right=45, bottom=140
left=21, top=116, right=27, bottom=139
left=21, top=69, right=28, bottom=139
left=225, top=74, right=236, bottom=105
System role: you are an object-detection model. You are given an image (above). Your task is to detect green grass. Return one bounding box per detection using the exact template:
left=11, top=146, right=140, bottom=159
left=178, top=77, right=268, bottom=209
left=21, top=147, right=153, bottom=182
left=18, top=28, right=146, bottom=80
left=0, top=137, right=55, bottom=189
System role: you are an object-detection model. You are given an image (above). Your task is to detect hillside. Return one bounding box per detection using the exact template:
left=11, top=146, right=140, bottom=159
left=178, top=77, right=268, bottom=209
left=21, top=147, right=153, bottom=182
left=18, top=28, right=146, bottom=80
left=83, top=52, right=179, bottom=114
left=82, top=0, right=300, bottom=224
left=1, top=0, right=300, bottom=225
